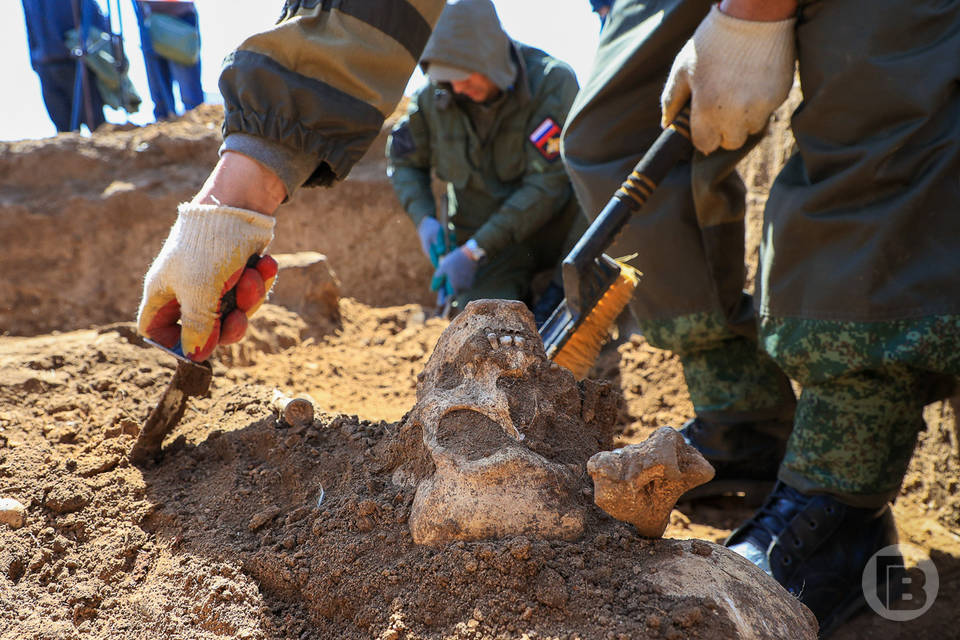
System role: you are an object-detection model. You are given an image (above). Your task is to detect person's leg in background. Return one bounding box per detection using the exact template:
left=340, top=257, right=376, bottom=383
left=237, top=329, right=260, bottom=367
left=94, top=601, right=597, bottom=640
left=727, top=0, right=960, bottom=632
left=168, top=7, right=203, bottom=111
left=36, top=62, right=79, bottom=132
left=37, top=61, right=106, bottom=132
left=170, top=60, right=203, bottom=111
left=144, top=49, right=176, bottom=120
left=133, top=0, right=177, bottom=121
left=561, top=0, right=796, bottom=495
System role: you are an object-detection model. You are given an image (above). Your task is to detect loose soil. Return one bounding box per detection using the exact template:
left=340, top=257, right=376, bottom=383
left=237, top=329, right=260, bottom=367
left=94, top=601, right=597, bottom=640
left=0, top=102, right=957, bottom=640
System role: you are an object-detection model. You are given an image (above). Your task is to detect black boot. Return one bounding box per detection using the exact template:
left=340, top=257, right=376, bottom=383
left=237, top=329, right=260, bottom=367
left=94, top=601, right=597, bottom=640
left=726, top=482, right=900, bottom=638
left=680, top=415, right=792, bottom=501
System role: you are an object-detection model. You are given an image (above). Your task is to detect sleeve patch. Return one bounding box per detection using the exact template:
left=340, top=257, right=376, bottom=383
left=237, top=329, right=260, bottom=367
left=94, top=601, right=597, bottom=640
left=529, top=117, right=562, bottom=162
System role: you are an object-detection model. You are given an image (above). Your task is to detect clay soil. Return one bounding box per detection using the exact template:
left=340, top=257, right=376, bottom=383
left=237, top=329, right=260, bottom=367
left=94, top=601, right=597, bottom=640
left=1, top=104, right=958, bottom=640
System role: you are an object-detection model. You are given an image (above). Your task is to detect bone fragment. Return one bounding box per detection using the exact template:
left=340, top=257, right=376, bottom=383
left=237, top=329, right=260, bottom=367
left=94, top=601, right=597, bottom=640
left=587, top=426, right=714, bottom=537
left=271, top=389, right=315, bottom=427
left=0, top=497, right=26, bottom=529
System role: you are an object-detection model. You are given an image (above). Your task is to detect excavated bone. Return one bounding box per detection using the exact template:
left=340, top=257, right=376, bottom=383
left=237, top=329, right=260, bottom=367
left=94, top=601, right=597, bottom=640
left=270, top=389, right=315, bottom=428
left=587, top=426, right=714, bottom=537
left=0, top=497, right=26, bottom=529
left=408, top=299, right=588, bottom=545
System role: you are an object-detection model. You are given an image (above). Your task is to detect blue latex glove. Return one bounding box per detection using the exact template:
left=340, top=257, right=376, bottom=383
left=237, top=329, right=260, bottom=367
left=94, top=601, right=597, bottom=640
left=417, top=217, right=449, bottom=267
left=431, top=246, right=478, bottom=296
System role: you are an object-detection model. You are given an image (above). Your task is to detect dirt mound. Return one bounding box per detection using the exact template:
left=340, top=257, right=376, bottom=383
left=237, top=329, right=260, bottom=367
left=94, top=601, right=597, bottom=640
left=0, top=105, right=432, bottom=337
left=0, top=298, right=956, bottom=639
left=0, top=304, right=819, bottom=639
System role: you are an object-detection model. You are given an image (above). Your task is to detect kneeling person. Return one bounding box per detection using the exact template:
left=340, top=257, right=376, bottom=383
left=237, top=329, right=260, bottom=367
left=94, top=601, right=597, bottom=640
left=387, top=0, right=584, bottom=318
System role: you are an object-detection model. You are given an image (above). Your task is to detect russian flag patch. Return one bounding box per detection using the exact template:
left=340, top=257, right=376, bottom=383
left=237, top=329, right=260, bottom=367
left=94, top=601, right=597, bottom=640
left=529, top=117, right=561, bottom=161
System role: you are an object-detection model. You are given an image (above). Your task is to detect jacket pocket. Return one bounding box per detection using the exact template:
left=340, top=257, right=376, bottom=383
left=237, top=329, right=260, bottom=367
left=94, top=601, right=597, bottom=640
left=493, top=122, right=526, bottom=183
left=433, top=130, right=470, bottom=189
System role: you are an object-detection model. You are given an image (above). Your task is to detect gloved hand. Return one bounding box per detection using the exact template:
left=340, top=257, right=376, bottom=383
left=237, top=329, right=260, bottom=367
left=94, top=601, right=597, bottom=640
left=431, top=246, right=478, bottom=297
left=417, top=216, right=449, bottom=267
left=661, top=4, right=796, bottom=154
left=137, top=203, right=276, bottom=361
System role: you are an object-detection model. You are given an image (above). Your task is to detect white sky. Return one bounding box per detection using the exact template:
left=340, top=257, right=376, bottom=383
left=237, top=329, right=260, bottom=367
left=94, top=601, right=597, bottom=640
left=0, top=0, right=601, bottom=142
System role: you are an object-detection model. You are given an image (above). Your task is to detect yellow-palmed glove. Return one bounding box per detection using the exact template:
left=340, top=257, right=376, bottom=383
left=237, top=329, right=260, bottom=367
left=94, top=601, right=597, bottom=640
left=137, top=203, right=276, bottom=361
left=661, top=4, right=796, bottom=154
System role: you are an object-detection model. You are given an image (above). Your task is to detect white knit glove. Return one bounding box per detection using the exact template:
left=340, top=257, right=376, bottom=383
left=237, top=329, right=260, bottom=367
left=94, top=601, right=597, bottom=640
left=138, top=203, right=275, bottom=361
left=661, top=5, right=796, bottom=154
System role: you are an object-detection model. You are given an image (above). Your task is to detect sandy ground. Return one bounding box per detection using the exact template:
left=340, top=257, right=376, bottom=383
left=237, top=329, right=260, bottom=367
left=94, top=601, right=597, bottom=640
left=0, top=102, right=958, bottom=639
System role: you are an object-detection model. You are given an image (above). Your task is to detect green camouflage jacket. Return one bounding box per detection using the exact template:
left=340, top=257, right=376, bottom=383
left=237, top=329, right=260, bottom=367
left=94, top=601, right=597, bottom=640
left=385, top=2, right=581, bottom=259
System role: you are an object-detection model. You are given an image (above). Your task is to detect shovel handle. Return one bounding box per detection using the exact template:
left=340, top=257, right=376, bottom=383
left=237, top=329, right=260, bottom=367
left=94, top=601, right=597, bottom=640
left=561, top=105, right=692, bottom=314
left=565, top=105, right=692, bottom=275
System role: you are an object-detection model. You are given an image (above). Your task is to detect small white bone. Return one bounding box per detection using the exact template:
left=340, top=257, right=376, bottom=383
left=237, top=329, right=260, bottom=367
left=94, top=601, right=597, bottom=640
left=271, top=389, right=315, bottom=427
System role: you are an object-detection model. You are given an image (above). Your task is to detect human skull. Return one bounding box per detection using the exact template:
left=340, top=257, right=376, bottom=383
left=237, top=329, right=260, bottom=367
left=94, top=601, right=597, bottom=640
left=406, top=299, right=600, bottom=545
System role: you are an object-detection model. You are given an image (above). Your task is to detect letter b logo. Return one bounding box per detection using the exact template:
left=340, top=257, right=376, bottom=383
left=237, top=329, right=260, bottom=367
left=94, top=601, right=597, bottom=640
left=864, top=544, right=938, bottom=621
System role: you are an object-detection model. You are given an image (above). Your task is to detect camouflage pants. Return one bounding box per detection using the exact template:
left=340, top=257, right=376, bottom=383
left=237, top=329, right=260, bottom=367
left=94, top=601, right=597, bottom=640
left=643, top=309, right=795, bottom=421
left=561, top=0, right=796, bottom=424
left=761, top=315, right=960, bottom=507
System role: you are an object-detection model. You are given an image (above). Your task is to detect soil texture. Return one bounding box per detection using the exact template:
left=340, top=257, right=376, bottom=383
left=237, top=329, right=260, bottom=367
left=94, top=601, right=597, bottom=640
left=1, top=100, right=958, bottom=640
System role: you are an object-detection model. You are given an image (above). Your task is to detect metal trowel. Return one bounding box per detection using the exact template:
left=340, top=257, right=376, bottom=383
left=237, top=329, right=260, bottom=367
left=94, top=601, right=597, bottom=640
left=129, top=339, right=213, bottom=465
left=129, top=254, right=261, bottom=465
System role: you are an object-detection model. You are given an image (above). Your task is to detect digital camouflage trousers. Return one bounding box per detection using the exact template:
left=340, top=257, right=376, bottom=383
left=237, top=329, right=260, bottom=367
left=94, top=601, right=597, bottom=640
left=643, top=312, right=960, bottom=506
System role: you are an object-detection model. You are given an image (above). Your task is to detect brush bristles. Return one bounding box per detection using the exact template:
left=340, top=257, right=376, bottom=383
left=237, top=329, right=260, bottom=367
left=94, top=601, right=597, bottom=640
left=552, top=263, right=640, bottom=379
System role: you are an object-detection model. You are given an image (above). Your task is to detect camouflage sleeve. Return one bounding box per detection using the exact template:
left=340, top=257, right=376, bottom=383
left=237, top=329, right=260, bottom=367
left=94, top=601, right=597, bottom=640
left=218, top=0, right=445, bottom=194
left=471, top=63, right=581, bottom=257
left=386, top=91, right=436, bottom=227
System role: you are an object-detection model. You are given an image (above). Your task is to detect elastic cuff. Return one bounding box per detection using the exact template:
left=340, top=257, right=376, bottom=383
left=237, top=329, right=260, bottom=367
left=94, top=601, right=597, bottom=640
left=707, top=5, right=796, bottom=65
left=710, top=4, right=796, bottom=33
left=221, top=133, right=318, bottom=202
left=177, top=202, right=276, bottom=232
left=778, top=468, right=898, bottom=509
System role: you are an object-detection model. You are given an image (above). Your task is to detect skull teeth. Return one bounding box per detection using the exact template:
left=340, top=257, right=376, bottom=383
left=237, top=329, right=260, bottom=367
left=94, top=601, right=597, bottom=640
left=486, top=331, right=528, bottom=351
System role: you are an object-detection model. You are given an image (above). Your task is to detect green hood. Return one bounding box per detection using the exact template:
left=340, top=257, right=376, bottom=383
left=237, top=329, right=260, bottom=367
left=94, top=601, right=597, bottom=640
left=420, top=0, right=517, bottom=91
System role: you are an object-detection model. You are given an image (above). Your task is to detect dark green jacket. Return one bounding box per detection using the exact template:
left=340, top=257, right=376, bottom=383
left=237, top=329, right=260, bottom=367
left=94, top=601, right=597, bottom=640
left=386, top=44, right=582, bottom=260
left=218, top=0, right=445, bottom=197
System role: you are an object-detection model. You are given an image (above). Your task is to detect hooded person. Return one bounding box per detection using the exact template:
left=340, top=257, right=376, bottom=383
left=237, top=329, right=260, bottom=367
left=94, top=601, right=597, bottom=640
left=386, top=0, right=587, bottom=320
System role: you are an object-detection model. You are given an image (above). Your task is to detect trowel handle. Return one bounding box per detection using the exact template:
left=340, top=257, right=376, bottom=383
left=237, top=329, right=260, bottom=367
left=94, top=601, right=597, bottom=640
left=218, top=253, right=262, bottom=324
left=564, top=105, right=692, bottom=273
